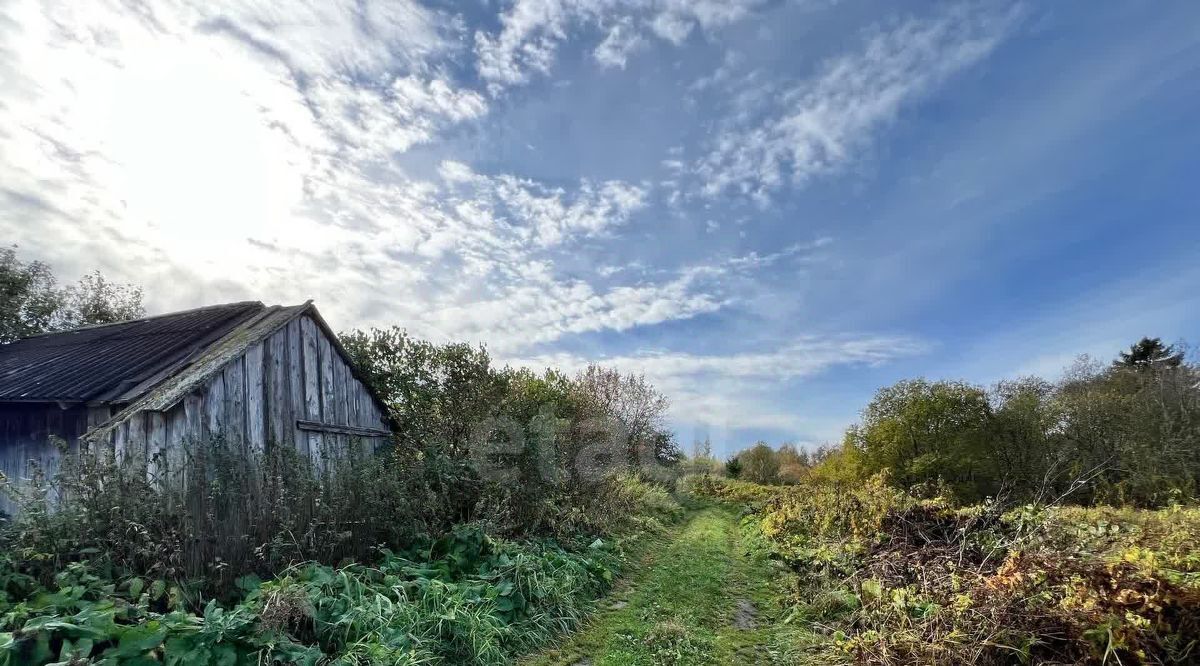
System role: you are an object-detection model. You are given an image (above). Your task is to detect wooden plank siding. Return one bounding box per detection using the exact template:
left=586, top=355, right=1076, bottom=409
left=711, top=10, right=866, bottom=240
left=244, top=343, right=266, bottom=455
left=301, top=317, right=323, bottom=467
left=223, top=358, right=245, bottom=453
left=286, top=319, right=306, bottom=457
left=317, top=335, right=338, bottom=462
left=0, top=405, right=88, bottom=515
left=0, top=314, right=391, bottom=513
left=194, top=314, right=390, bottom=457
left=148, top=412, right=166, bottom=482
left=267, top=325, right=290, bottom=449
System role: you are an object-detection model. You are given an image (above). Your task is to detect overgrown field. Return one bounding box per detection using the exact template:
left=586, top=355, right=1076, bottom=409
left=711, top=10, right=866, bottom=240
left=682, top=474, right=1200, bottom=665
left=0, top=475, right=683, bottom=665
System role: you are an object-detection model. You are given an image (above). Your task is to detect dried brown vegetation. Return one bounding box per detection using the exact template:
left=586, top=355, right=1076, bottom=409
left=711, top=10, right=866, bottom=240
left=685, top=475, right=1200, bottom=665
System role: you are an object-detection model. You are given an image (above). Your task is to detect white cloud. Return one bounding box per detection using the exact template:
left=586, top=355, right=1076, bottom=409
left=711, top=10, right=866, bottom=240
left=648, top=0, right=761, bottom=44
left=0, top=0, right=477, bottom=276
left=593, top=18, right=645, bottom=69
left=439, top=161, right=648, bottom=247
left=1, top=0, right=759, bottom=360
left=197, top=0, right=448, bottom=76
left=307, top=76, right=486, bottom=159
left=1, top=0, right=976, bottom=440
left=424, top=261, right=727, bottom=352
left=726, top=237, right=832, bottom=269
left=474, top=0, right=770, bottom=92
left=697, top=5, right=1021, bottom=199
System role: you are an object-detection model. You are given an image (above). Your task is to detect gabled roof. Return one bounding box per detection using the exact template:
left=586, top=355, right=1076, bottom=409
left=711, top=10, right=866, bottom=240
left=0, top=302, right=266, bottom=403
left=82, top=301, right=395, bottom=443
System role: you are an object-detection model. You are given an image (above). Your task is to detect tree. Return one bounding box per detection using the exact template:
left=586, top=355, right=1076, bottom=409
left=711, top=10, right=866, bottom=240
left=776, top=443, right=809, bottom=484
left=986, top=377, right=1062, bottom=500
left=683, top=436, right=721, bottom=476
left=1, top=246, right=145, bottom=343
left=650, top=430, right=684, bottom=466
left=738, top=442, right=781, bottom=485
left=807, top=436, right=865, bottom=486
left=854, top=378, right=992, bottom=500
left=1058, top=352, right=1200, bottom=506
left=340, top=326, right=505, bottom=458
left=0, top=247, right=63, bottom=343
left=572, top=365, right=672, bottom=467
left=1115, top=337, right=1184, bottom=372
left=61, top=271, right=144, bottom=328
left=724, top=456, right=743, bottom=479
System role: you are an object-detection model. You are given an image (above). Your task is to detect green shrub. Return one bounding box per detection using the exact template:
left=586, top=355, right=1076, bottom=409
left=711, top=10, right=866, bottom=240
left=609, top=473, right=683, bottom=526
left=0, top=523, right=624, bottom=665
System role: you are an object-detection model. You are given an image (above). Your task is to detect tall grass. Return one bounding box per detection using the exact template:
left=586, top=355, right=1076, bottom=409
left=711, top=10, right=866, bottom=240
left=1, top=436, right=436, bottom=595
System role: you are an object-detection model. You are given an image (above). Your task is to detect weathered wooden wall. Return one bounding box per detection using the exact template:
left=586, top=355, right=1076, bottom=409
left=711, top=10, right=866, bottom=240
left=0, top=406, right=110, bottom=515
left=103, top=314, right=389, bottom=472
left=0, top=315, right=389, bottom=512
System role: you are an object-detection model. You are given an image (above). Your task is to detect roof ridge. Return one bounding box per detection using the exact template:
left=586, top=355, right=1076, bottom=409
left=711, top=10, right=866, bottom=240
left=18, top=300, right=266, bottom=340
left=87, top=301, right=317, bottom=437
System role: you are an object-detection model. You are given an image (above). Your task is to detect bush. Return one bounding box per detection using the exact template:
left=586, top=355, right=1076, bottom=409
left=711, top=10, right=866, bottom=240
left=0, top=436, right=684, bottom=665
left=737, top=442, right=781, bottom=485
left=609, top=473, right=684, bottom=526
left=676, top=474, right=777, bottom=507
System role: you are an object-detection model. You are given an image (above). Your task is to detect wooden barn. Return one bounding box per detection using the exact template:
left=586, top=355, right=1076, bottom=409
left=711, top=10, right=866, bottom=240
left=0, top=301, right=393, bottom=515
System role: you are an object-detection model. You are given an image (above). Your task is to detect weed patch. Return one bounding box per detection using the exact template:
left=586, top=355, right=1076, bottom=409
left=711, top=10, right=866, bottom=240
left=689, top=475, right=1200, bottom=665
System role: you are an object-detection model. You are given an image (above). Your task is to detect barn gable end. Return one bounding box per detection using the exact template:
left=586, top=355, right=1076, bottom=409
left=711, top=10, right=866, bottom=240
left=87, top=305, right=391, bottom=465
left=0, top=302, right=392, bottom=513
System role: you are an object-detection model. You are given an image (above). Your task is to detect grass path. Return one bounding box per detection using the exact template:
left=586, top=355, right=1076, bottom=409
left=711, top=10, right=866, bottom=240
left=523, top=505, right=807, bottom=665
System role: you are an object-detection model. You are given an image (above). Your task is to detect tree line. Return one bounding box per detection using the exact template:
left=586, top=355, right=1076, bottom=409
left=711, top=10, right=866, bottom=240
left=717, top=337, right=1199, bottom=507
left=7, top=246, right=1197, bottom=511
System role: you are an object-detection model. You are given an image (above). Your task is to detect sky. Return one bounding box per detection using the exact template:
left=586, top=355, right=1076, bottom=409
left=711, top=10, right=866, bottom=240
left=2, top=1, right=1199, bottom=457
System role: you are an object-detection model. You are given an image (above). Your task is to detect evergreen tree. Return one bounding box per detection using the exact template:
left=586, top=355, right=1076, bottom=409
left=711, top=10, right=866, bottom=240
left=1115, top=337, right=1184, bottom=371
left=724, top=456, right=743, bottom=479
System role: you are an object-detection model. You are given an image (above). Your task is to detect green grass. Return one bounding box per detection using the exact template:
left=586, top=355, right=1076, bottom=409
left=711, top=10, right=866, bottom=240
left=523, top=505, right=821, bottom=665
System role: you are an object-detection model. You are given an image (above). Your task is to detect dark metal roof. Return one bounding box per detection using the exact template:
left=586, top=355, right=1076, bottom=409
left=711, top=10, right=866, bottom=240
left=85, top=301, right=398, bottom=442
left=0, top=301, right=267, bottom=403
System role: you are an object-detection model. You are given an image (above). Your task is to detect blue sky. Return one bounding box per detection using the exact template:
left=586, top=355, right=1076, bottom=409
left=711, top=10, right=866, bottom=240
left=2, top=1, right=1199, bottom=456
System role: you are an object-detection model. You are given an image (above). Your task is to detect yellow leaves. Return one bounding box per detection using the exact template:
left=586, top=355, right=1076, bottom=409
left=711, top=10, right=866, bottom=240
left=1124, top=611, right=1152, bottom=631
left=1114, top=588, right=1145, bottom=607
left=860, top=578, right=884, bottom=603
left=986, top=550, right=1026, bottom=591
left=1120, top=546, right=1158, bottom=572
left=691, top=474, right=1200, bottom=664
